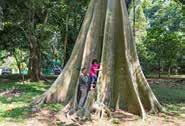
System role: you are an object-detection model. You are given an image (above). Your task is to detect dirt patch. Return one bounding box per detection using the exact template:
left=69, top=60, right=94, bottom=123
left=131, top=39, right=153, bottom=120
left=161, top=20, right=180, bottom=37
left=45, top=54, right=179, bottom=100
left=0, top=88, right=22, bottom=97
left=24, top=109, right=185, bottom=126
left=25, top=79, right=185, bottom=126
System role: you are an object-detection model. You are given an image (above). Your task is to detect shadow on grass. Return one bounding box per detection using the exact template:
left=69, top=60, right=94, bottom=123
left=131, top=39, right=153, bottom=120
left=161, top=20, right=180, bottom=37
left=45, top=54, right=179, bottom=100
left=0, top=106, right=31, bottom=121
left=0, top=81, right=49, bottom=92
left=0, top=81, right=50, bottom=121
left=151, top=84, right=185, bottom=116
left=0, top=82, right=49, bottom=104
left=151, top=84, right=185, bottom=104
left=0, top=80, right=184, bottom=122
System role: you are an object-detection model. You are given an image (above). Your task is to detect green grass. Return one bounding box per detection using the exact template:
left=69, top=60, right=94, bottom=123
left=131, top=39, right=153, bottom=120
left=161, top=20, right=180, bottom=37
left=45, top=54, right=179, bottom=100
left=151, top=83, right=185, bottom=117
left=0, top=80, right=184, bottom=123
left=0, top=81, right=64, bottom=122
left=146, top=73, right=185, bottom=79
left=41, top=103, right=64, bottom=112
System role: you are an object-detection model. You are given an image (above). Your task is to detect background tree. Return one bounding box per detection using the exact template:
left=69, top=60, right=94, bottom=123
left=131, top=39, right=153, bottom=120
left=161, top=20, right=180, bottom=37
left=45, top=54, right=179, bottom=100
left=135, top=0, right=185, bottom=76
left=0, top=0, right=88, bottom=80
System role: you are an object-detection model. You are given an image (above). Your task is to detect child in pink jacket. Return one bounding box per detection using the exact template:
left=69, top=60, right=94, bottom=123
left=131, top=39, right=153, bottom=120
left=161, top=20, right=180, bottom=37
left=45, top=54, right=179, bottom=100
left=89, top=59, right=100, bottom=89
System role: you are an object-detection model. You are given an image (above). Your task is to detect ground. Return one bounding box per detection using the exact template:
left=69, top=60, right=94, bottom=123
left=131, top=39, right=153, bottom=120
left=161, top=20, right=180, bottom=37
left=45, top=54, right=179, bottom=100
left=0, top=78, right=185, bottom=126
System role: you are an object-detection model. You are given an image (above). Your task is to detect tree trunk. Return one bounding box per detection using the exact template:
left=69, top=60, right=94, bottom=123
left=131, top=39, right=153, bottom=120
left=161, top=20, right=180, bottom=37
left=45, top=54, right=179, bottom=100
left=0, top=6, right=3, bottom=30
left=168, top=66, right=171, bottom=78
left=158, top=58, right=161, bottom=78
left=33, top=0, right=163, bottom=118
left=13, top=52, right=22, bottom=75
left=28, top=8, right=41, bottom=82
left=13, top=52, right=25, bottom=82
left=28, top=34, right=41, bottom=81
left=63, top=15, right=69, bottom=66
left=132, top=0, right=136, bottom=37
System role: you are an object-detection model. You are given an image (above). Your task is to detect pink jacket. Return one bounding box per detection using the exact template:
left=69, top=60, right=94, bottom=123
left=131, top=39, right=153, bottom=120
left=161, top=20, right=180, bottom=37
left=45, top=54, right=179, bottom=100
left=89, top=64, right=100, bottom=77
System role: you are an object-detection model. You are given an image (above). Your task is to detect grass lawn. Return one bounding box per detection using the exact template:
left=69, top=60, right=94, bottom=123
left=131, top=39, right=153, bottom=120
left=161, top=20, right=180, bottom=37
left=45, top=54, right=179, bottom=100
left=150, top=79, right=185, bottom=118
left=146, top=73, right=185, bottom=79
left=0, top=79, right=184, bottom=125
left=0, top=81, right=63, bottom=124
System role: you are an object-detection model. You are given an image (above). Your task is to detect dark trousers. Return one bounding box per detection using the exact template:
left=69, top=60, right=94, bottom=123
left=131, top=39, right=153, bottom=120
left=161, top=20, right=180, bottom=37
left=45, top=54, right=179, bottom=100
left=78, top=85, right=88, bottom=108
left=90, top=75, right=97, bottom=85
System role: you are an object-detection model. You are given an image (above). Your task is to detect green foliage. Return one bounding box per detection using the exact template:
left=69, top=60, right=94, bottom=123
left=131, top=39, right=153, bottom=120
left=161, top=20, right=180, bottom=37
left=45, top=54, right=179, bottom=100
left=0, top=0, right=88, bottom=72
left=0, top=0, right=184, bottom=76
left=174, top=0, right=185, bottom=5
left=136, top=0, right=185, bottom=74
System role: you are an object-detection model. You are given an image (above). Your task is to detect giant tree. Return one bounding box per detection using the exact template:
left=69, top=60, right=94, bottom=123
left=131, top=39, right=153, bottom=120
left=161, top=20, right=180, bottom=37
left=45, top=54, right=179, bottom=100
left=33, top=0, right=163, bottom=118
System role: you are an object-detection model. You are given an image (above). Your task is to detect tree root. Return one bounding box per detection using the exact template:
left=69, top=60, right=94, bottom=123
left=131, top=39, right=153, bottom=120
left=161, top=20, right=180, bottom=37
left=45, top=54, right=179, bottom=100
left=61, top=90, right=112, bottom=122
left=96, top=103, right=112, bottom=120
left=32, top=95, right=45, bottom=107
left=65, top=105, right=112, bottom=122
left=148, top=107, right=166, bottom=116
left=31, top=92, right=49, bottom=108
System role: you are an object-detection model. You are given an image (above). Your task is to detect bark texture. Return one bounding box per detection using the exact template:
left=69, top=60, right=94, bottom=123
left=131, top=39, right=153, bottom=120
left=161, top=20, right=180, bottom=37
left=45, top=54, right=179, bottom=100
left=28, top=34, right=41, bottom=81
left=33, top=0, right=163, bottom=118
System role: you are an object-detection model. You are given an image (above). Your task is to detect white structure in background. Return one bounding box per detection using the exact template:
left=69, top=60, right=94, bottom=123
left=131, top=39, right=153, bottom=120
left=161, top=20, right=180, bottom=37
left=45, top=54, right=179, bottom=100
left=0, top=56, right=19, bottom=75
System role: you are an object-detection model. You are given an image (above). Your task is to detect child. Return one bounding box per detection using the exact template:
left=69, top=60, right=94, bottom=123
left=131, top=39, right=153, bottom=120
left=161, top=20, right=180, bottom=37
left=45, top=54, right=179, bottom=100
left=89, top=59, right=100, bottom=89
left=78, top=68, right=89, bottom=108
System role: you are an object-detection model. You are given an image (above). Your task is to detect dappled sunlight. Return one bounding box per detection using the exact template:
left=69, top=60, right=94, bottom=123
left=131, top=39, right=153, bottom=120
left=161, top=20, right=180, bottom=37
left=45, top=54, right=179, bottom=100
left=0, top=81, right=50, bottom=122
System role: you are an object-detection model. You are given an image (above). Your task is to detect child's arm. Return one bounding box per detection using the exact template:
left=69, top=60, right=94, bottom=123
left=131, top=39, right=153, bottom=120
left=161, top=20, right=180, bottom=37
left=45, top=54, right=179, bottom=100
left=95, top=64, right=102, bottom=71
left=94, top=68, right=102, bottom=71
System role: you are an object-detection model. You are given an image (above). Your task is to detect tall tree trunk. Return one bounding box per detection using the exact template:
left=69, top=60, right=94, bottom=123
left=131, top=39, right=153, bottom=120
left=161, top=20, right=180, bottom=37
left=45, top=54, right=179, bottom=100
left=13, top=53, right=22, bottom=75
left=63, top=14, right=69, bottom=66
left=0, top=6, right=3, bottom=30
left=158, top=58, right=161, bottom=78
left=13, top=51, right=25, bottom=82
left=28, top=8, right=41, bottom=82
left=168, top=66, right=171, bottom=78
left=132, top=0, right=136, bottom=37
left=28, top=34, right=41, bottom=81
left=33, top=0, right=163, bottom=118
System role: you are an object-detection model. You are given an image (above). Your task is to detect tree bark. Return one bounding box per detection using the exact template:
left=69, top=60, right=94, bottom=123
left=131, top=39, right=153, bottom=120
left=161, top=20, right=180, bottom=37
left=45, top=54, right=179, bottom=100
left=33, top=0, right=163, bottom=118
left=27, top=7, right=41, bottom=82
left=132, top=0, right=136, bottom=37
left=0, top=6, right=3, bottom=30
left=63, top=14, right=69, bottom=66
left=13, top=52, right=21, bottom=75
left=168, top=66, right=171, bottom=78
left=13, top=51, right=25, bottom=82
left=158, top=58, right=161, bottom=78
left=28, top=33, right=41, bottom=81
